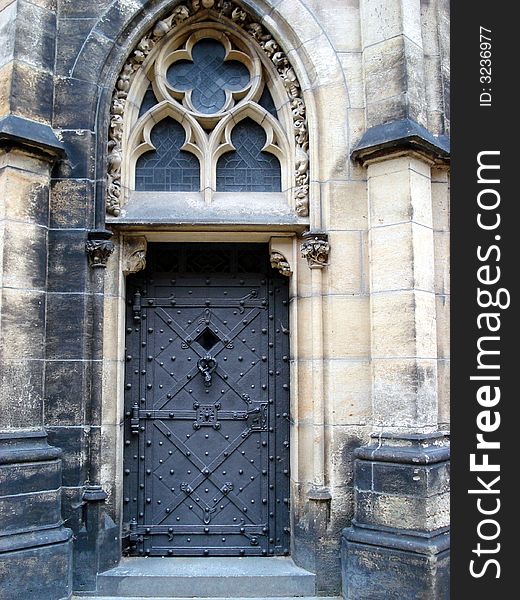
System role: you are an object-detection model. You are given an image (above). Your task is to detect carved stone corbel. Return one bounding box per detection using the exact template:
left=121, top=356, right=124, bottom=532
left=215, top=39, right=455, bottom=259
left=269, top=237, right=294, bottom=277
left=86, top=230, right=115, bottom=268
left=122, top=236, right=148, bottom=275
left=300, top=231, right=330, bottom=269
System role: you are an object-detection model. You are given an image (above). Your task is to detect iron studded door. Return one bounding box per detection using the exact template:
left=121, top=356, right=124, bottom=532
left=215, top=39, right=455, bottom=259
left=123, top=244, right=290, bottom=557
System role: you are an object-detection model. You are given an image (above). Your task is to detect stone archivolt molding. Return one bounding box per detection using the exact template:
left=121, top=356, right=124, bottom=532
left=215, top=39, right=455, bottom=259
left=106, top=0, right=310, bottom=219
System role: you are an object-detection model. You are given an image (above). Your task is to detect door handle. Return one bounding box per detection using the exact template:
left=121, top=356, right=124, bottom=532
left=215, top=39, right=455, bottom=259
left=197, top=355, right=217, bottom=387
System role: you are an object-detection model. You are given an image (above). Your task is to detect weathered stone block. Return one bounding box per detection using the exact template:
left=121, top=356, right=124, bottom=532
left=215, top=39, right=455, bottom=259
left=0, top=1, right=16, bottom=69
left=46, top=425, right=100, bottom=487
left=0, top=536, right=73, bottom=600
left=371, top=290, right=437, bottom=358
left=363, top=36, right=407, bottom=105
left=48, top=229, right=89, bottom=293
left=0, top=166, right=49, bottom=224
left=50, top=178, right=92, bottom=228
left=360, top=0, right=404, bottom=47
left=356, top=489, right=449, bottom=531
left=368, top=166, right=433, bottom=228
left=9, top=60, right=54, bottom=122
left=14, top=0, right=56, bottom=72
left=0, top=359, right=44, bottom=428
left=325, top=230, right=364, bottom=294
left=324, top=295, right=371, bottom=359
left=347, top=107, right=367, bottom=153
left=366, top=93, right=408, bottom=129
left=102, top=295, right=125, bottom=361
left=0, top=61, right=13, bottom=117
left=372, top=358, right=438, bottom=429
left=342, top=531, right=450, bottom=600
left=44, top=360, right=90, bottom=426
left=55, top=17, right=96, bottom=77
left=431, top=169, right=450, bottom=231
left=305, top=0, right=361, bottom=52
left=369, top=224, right=415, bottom=290
left=0, top=287, right=46, bottom=359
left=437, top=358, right=450, bottom=427
left=324, top=359, right=372, bottom=426
left=71, top=29, right=116, bottom=83
left=342, top=433, right=450, bottom=598
left=436, top=293, right=450, bottom=359
left=434, top=230, right=450, bottom=294
left=338, top=51, right=364, bottom=108
left=58, top=0, right=112, bottom=19
left=1, top=221, right=47, bottom=290
left=272, top=0, right=322, bottom=45
left=54, top=129, right=96, bottom=179
left=53, top=76, right=100, bottom=130
left=0, top=431, right=72, bottom=600
left=94, top=0, right=149, bottom=42
left=45, top=292, right=89, bottom=360
left=326, top=180, right=368, bottom=231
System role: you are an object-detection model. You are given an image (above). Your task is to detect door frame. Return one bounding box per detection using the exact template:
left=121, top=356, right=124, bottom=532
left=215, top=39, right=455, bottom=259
left=100, top=230, right=302, bottom=559
left=121, top=242, right=290, bottom=556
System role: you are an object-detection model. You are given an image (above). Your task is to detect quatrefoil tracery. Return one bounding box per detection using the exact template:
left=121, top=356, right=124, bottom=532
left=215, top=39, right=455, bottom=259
left=153, top=30, right=261, bottom=127
left=166, top=38, right=252, bottom=115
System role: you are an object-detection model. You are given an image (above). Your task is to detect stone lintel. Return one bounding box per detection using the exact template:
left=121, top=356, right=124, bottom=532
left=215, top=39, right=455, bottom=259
left=351, top=118, right=450, bottom=167
left=354, top=432, right=450, bottom=465
left=0, top=115, right=65, bottom=160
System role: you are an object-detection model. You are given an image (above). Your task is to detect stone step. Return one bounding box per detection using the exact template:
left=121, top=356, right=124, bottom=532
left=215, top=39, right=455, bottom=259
left=95, top=557, right=316, bottom=598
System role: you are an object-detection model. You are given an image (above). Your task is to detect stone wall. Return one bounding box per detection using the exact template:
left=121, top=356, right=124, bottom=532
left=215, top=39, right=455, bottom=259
left=0, top=1, right=450, bottom=598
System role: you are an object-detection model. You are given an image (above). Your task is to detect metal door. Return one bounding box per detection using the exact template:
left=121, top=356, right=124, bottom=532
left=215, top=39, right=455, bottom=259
left=123, top=244, right=290, bottom=556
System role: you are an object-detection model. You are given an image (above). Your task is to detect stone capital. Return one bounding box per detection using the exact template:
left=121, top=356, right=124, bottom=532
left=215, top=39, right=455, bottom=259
left=300, top=231, right=330, bottom=269
left=86, top=230, right=115, bottom=269
left=122, top=236, right=147, bottom=275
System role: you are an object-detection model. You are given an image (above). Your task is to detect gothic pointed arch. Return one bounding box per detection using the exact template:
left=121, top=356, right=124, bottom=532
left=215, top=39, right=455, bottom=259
left=106, top=0, right=310, bottom=219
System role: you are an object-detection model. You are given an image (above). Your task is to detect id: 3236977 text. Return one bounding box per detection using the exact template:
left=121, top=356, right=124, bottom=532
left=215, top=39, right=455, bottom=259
left=480, top=26, right=492, bottom=107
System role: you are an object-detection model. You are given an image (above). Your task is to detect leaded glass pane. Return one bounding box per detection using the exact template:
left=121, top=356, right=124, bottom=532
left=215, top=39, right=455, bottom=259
left=139, top=85, right=159, bottom=118
left=135, top=118, right=200, bottom=191
left=258, top=85, right=278, bottom=119
left=216, top=118, right=281, bottom=192
left=167, top=39, right=250, bottom=114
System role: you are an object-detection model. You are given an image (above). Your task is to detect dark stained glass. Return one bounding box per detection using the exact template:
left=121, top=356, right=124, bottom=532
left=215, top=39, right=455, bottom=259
left=216, top=118, right=281, bottom=192
left=167, top=39, right=250, bottom=114
left=135, top=117, right=200, bottom=192
left=138, top=85, right=159, bottom=118
left=258, top=85, right=278, bottom=119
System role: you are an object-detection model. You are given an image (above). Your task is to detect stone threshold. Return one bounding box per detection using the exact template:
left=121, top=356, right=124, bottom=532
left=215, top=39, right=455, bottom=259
left=87, top=557, right=317, bottom=599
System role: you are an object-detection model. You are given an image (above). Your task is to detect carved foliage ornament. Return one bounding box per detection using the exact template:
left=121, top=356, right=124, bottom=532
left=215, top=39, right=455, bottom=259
left=270, top=251, right=292, bottom=277
left=86, top=231, right=115, bottom=268
left=300, top=232, right=329, bottom=269
left=107, top=0, right=309, bottom=218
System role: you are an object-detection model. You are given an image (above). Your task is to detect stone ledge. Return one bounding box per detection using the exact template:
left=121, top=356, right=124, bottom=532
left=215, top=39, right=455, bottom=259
left=0, top=430, right=63, bottom=464
left=351, top=118, right=450, bottom=166
left=0, top=115, right=65, bottom=159
left=0, top=525, right=73, bottom=554
left=354, top=432, right=450, bottom=464
left=342, top=523, right=450, bottom=556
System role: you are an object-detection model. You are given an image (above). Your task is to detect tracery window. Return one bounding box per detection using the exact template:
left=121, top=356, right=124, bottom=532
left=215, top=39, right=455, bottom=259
left=106, top=2, right=310, bottom=219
